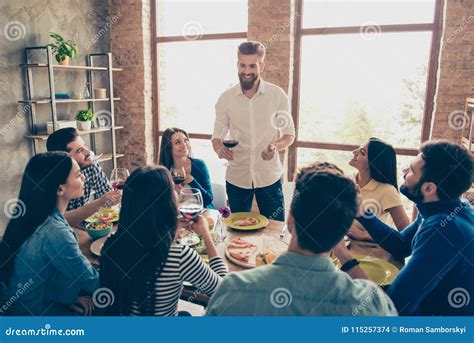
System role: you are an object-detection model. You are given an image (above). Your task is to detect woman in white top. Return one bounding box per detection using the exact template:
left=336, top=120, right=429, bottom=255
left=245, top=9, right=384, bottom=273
left=100, top=166, right=227, bottom=316
left=348, top=138, right=410, bottom=242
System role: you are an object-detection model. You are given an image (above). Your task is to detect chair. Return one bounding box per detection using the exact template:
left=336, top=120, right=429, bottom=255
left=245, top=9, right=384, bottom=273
left=212, top=183, right=227, bottom=209
left=282, top=181, right=295, bottom=220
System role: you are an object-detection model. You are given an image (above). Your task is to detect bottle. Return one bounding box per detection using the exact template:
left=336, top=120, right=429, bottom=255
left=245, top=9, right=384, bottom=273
left=83, top=82, right=91, bottom=99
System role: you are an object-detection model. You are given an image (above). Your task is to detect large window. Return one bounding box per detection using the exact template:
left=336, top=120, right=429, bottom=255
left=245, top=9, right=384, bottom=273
left=153, top=0, right=248, bottom=182
left=290, top=0, right=442, bottom=176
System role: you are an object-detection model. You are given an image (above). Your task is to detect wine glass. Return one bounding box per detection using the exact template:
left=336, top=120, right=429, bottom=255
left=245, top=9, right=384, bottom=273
left=171, top=166, right=186, bottom=186
left=110, top=168, right=129, bottom=191
left=110, top=168, right=129, bottom=210
left=177, top=188, right=203, bottom=246
left=220, top=127, right=240, bottom=166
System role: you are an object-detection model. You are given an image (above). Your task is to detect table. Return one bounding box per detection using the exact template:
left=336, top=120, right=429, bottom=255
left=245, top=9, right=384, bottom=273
left=76, top=210, right=403, bottom=305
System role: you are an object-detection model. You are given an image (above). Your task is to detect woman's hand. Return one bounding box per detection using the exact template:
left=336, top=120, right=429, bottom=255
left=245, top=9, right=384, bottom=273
left=189, top=215, right=210, bottom=237
left=70, top=296, right=94, bottom=316
left=332, top=239, right=353, bottom=265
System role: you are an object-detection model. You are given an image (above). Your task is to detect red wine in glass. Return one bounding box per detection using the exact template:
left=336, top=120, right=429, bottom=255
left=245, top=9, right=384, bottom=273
left=223, top=140, right=239, bottom=148
left=179, top=203, right=202, bottom=220
left=173, top=176, right=186, bottom=185
left=112, top=180, right=125, bottom=190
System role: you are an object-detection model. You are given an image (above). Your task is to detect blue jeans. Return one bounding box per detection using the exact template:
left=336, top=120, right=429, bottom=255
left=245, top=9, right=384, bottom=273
left=226, top=179, right=285, bottom=221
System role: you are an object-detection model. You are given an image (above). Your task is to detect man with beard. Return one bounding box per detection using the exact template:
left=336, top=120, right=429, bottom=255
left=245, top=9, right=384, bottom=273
left=333, top=140, right=473, bottom=316
left=47, top=128, right=121, bottom=227
left=211, top=41, right=295, bottom=221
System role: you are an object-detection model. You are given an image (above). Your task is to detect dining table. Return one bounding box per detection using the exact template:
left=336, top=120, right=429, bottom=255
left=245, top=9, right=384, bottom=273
left=75, top=209, right=403, bottom=306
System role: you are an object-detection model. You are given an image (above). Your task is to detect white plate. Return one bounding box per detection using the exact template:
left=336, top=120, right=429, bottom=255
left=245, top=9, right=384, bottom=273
left=90, top=236, right=108, bottom=256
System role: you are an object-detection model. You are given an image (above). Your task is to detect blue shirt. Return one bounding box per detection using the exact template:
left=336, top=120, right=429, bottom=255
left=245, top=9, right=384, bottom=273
left=358, top=199, right=474, bottom=316
left=4, top=209, right=99, bottom=315
left=206, top=252, right=397, bottom=316
left=188, top=157, right=214, bottom=208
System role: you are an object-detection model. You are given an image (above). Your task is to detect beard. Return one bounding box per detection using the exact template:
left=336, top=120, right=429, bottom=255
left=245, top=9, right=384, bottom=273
left=400, top=180, right=424, bottom=204
left=239, top=73, right=258, bottom=91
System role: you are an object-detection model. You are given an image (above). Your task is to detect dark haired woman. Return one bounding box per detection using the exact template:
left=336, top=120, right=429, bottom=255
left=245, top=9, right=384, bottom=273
left=99, top=166, right=227, bottom=316
left=159, top=127, right=214, bottom=208
left=348, top=138, right=410, bottom=241
left=0, top=152, right=99, bottom=315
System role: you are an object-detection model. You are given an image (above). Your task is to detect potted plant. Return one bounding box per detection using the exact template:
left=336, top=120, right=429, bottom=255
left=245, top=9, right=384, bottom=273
left=76, top=109, right=94, bottom=131
left=48, top=32, right=78, bottom=65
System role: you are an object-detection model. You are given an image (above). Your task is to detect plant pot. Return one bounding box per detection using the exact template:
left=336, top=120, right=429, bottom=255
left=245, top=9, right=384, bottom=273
left=77, top=120, right=92, bottom=131
left=59, top=56, right=70, bottom=65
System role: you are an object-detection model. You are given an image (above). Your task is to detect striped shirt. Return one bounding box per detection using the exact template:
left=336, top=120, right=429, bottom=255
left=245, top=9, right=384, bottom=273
left=130, top=244, right=228, bottom=316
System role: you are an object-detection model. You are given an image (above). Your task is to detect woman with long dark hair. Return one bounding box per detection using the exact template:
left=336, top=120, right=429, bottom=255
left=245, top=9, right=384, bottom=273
left=0, top=152, right=99, bottom=315
left=99, top=166, right=227, bottom=316
left=348, top=138, right=410, bottom=241
left=159, top=127, right=214, bottom=208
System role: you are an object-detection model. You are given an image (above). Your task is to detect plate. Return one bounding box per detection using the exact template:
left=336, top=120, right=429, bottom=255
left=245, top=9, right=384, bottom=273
left=334, top=254, right=399, bottom=285
left=85, top=208, right=120, bottom=223
left=225, top=236, right=263, bottom=268
left=90, top=236, right=108, bottom=256
left=223, top=212, right=269, bottom=231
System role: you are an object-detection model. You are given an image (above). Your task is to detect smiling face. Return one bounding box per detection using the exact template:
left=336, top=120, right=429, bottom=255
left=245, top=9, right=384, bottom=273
left=67, top=136, right=92, bottom=169
left=170, top=132, right=190, bottom=159
left=58, top=159, right=85, bottom=201
left=400, top=153, right=428, bottom=203
left=349, top=141, right=369, bottom=172
left=238, top=53, right=264, bottom=91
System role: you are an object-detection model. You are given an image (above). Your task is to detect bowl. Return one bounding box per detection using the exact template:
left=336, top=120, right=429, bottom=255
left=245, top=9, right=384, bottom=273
left=85, top=221, right=113, bottom=240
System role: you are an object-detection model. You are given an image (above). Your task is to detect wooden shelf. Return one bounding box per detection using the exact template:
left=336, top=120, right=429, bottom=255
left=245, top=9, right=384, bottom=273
left=97, top=153, right=125, bottom=163
left=18, top=98, right=120, bottom=104
left=20, top=63, right=122, bottom=71
left=25, top=126, right=124, bottom=141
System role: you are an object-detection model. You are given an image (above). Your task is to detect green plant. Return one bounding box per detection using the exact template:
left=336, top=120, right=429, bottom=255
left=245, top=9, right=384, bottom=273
left=48, top=32, right=78, bottom=63
left=76, top=109, right=94, bottom=122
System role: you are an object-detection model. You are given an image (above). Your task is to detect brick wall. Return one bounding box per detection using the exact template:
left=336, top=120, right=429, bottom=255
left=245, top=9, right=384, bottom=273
left=110, top=0, right=154, bottom=171
left=431, top=0, right=474, bottom=142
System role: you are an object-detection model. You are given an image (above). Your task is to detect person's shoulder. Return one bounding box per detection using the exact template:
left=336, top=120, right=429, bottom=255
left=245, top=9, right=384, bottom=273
left=350, top=279, right=397, bottom=315
left=264, top=81, right=287, bottom=97
left=218, top=84, right=240, bottom=99
left=190, top=157, right=207, bottom=169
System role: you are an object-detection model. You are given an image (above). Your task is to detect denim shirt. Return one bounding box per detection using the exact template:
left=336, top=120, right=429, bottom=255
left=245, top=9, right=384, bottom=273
left=206, top=252, right=397, bottom=316
left=4, top=209, right=99, bottom=315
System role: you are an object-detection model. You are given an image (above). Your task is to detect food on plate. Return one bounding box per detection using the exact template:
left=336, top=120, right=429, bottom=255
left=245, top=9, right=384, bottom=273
left=86, top=219, right=112, bottom=230
left=227, top=237, right=258, bottom=262
left=207, top=217, right=215, bottom=230
left=86, top=208, right=119, bottom=222
left=228, top=237, right=257, bottom=249
left=233, top=217, right=259, bottom=226
left=256, top=249, right=278, bottom=266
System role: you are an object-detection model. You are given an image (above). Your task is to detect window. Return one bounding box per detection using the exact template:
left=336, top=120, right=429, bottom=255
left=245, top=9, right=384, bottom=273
left=291, top=0, right=441, bottom=178
left=154, top=0, right=248, bottom=161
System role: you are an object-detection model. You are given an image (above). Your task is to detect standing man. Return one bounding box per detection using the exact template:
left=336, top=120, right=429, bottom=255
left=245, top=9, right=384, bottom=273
left=212, top=41, right=295, bottom=221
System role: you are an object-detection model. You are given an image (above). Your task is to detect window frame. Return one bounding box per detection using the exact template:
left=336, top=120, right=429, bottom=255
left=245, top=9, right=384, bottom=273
left=151, top=0, right=247, bottom=162
left=288, top=0, right=444, bottom=179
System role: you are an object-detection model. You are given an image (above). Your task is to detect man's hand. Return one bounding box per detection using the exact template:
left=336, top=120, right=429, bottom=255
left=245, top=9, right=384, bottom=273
left=332, top=239, right=353, bottom=265
left=261, top=144, right=276, bottom=161
left=347, top=225, right=373, bottom=241
left=99, top=190, right=122, bottom=208
left=212, top=139, right=233, bottom=161
left=70, top=296, right=94, bottom=316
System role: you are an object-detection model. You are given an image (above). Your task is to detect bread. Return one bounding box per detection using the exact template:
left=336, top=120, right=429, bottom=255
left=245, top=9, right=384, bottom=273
left=233, top=217, right=259, bottom=226
left=256, top=250, right=277, bottom=266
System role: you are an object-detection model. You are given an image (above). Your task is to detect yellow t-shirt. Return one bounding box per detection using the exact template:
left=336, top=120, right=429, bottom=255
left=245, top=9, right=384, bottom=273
left=353, top=179, right=402, bottom=231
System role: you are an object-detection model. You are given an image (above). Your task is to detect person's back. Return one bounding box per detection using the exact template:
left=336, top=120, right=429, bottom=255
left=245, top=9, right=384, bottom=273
left=207, top=161, right=397, bottom=316
left=207, top=252, right=396, bottom=316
